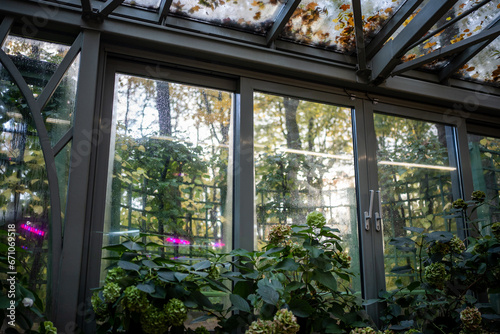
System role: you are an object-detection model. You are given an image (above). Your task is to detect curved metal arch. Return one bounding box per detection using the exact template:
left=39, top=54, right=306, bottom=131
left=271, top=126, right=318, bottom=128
left=0, top=17, right=83, bottom=313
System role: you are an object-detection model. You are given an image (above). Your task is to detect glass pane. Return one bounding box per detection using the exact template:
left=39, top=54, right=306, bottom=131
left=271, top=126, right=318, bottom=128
left=362, top=0, right=406, bottom=44
left=55, top=141, right=72, bottom=223
left=0, top=65, right=52, bottom=308
left=402, top=0, right=500, bottom=69
left=169, top=0, right=286, bottom=34
left=254, top=92, right=360, bottom=290
left=374, top=114, right=461, bottom=290
left=102, top=74, right=233, bottom=281
left=123, top=0, right=162, bottom=10
left=455, top=36, right=500, bottom=85
left=468, top=133, right=500, bottom=313
left=280, top=1, right=355, bottom=52
left=43, top=54, right=80, bottom=145
left=2, top=35, right=71, bottom=95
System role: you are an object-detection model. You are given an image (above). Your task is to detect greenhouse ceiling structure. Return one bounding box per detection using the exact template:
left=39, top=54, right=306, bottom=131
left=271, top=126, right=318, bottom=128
left=1, top=0, right=500, bottom=333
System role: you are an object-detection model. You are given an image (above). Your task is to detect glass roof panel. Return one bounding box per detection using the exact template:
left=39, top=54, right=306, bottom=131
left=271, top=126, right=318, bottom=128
left=402, top=0, right=500, bottom=65
left=123, top=0, right=162, bottom=10
left=454, top=36, right=500, bottom=85
left=362, top=0, right=406, bottom=43
left=280, top=1, right=355, bottom=52
left=169, top=0, right=286, bottom=35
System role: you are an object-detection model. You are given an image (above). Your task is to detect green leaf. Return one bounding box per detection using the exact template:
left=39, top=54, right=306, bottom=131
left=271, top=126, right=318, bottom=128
left=142, top=260, right=159, bottom=268
left=403, top=226, right=424, bottom=234
left=118, top=260, right=140, bottom=271
left=478, top=262, right=487, bottom=274
left=204, top=277, right=230, bottom=292
left=257, top=285, right=279, bottom=305
left=190, top=291, right=215, bottom=309
left=230, top=293, right=251, bottom=313
left=289, top=299, right=314, bottom=317
left=311, top=270, right=337, bottom=291
left=362, top=299, right=380, bottom=306
left=157, top=271, right=176, bottom=282
left=193, top=260, right=212, bottom=271
left=136, top=283, right=155, bottom=294
left=407, top=281, right=421, bottom=291
left=122, top=240, right=144, bottom=251
left=274, top=258, right=299, bottom=271
left=175, top=272, right=190, bottom=282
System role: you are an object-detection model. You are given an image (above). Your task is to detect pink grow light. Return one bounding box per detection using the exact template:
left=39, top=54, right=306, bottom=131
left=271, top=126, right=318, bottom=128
left=166, top=237, right=191, bottom=245
left=20, top=224, right=45, bottom=236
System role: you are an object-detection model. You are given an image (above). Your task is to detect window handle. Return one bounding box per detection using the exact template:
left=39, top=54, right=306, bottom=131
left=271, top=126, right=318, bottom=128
left=364, top=190, right=374, bottom=231
left=375, top=190, right=383, bottom=232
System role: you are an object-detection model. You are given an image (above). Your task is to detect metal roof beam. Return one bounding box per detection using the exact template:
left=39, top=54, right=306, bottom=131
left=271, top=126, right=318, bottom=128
left=438, top=15, right=500, bottom=82
left=266, top=0, right=300, bottom=46
left=352, top=0, right=367, bottom=78
left=158, top=0, right=174, bottom=22
left=392, top=23, right=500, bottom=76
left=81, top=0, right=92, bottom=13
left=370, top=0, right=459, bottom=85
left=0, top=16, right=14, bottom=46
left=99, top=0, right=125, bottom=18
left=407, top=0, right=493, bottom=51
left=365, top=0, right=424, bottom=59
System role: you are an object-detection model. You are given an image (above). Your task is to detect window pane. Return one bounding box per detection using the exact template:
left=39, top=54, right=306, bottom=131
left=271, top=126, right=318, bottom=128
left=102, top=74, right=233, bottom=282
left=169, top=0, right=286, bottom=35
left=254, top=92, right=360, bottom=290
left=374, top=114, right=460, bottom=290
left=455, top=36, right=500, bottom=85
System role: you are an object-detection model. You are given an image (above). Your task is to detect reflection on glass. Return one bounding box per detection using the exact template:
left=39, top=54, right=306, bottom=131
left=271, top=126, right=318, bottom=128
left=468, top=134, right=500, bottom=233
left=402, top=0, right=500, bottom=69
left=2, top=35, right=71, bottom=95
left=375, top=114, right=460, bottom=290
left=43, top=54, right=80, bottom=145
left=123, top=0, right=162, bottom=10
left=102, top=74, right=233, bottom=281
left=0, top=66, right=52, bottom=307
left=362, top=0, right=406, bottom=43
left=169, top=0, right=285, bottom=34
left=253, top=92, right=360, bottom=289
left=455, top=36, right=500, bottom=85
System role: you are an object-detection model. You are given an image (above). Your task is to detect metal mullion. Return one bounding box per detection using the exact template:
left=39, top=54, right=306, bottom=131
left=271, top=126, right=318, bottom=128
left=370, top=0, right=459, bottom=84
left=438, top=17, right=500, bottom=82
left=351, top=0, right=367, bottom=75
left=233, top=77, right=255, bottom=251
left=366, top=0, right=424, bottom=59
left=81, top=0, right=92, bottom=12
left=266, top=0, right=300, bottom=47
left=0, top=16, right=13, bottom=46
left=37, top=33, right=83, bottom=112
left=53, top=128, right=74, bottom=156
left=99, top=0, right=125, bottom=17
left=392, top=24, right=500, bottom=76
left=0, top=46, right=63, bottom=317
left=54, top=29, right=101, bottom=330
left=158, top=0, right=174, bottom=22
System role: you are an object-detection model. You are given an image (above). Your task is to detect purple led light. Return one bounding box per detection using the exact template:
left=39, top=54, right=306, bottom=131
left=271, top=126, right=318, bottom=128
left=166, top=237, right=191, bottom=245
left=20, top=224, right=45, bottom=236
left=212, top=242, right=225, bottom=248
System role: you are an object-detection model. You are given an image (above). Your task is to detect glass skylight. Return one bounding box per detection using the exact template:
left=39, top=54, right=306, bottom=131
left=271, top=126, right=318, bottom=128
left=123, top=0, right=162, bottom=10
left=169, top=0, right=286, bottom=34
left=455, top=36, right=500, bottom=85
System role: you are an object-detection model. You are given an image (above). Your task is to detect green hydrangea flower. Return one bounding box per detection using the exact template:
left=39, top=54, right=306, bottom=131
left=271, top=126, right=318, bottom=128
left=41, top=321, right=57, bottom=334
left=424, top=262, right=447, bottom=288
left=123, top=285, right=149, bottom=313
left=290, top=241, right=307, bottom=258
left=165, top=298, right=187, bottom=327
left=246, top=319, right=275, bottom=334
left=102, top=282, right=121, bottom=303
left=460, top=307, right=482, bottom=332
left=268, top=224, right=292, bottom=245
left=306, top=211, right=326, bottom=228
left=91, top=291, right=108, bottom=317
left=349, top=327, right=377, bottom=334
left=273, top=309, right=300, bottom=334
left=452, top=199, right=468, bottom=210
left=492, top=222, right=500, bottom=239
left=404, top=330, right=420, bottom=334
left=194, top=326, right=210, bottom=334
left=141, top=305, right=169, bottom=334
left=383, top=330, right=395, bottom=334
left=208, top=264, right=221, bottom=279
left=428, top=241, right=451, bottom=255
left=471, top=190, right=486, bottom=203
left=449, top=236, right=466, bottom=254
left=337, top=251, right=351, bottom=268
left=105, top=267, right=126, bottom=284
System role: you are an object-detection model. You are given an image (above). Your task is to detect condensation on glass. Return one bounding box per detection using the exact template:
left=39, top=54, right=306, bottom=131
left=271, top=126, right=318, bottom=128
left=102, top=73, right=233, bottom=281
left=253, top=92, right=360, bottom=289
left=455, top=36, right=500, bottom=85
left=401, top=0, right=500, bottom=69
left=374, top=114, right=461, bottom=290
left=123, top=0, right=162, bottom=10
left=168, top=0, right=286, bottom=34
